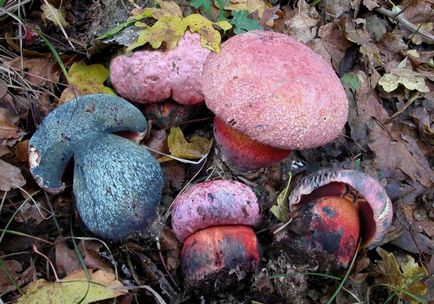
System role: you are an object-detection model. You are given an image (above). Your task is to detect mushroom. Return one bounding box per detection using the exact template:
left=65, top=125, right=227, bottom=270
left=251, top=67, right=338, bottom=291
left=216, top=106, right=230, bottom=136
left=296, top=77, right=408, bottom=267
left=202, top=30, right=348, bottom=170
left=275, top=169, right=393, bottom=271
left=110, top=32, right=211, bottom=127
left=171, top=180, right=262, bottom=289
left=29, top=94, right=164, bottom=241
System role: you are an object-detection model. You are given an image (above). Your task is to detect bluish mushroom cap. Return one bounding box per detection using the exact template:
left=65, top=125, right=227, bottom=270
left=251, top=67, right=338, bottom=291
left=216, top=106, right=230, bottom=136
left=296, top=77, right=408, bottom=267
left=29, top=94, right=164, bottom=241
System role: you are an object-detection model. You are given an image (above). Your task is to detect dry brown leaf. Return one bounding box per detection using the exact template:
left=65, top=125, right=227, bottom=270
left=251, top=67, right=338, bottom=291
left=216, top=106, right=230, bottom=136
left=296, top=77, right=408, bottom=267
left=7, top=56, right=59, bottom=87
left=0, top=78, right=7, bottom=99
left=14, top=140, right=29, bottom=163
left=161, top=228, right=181, bottom=273
left=0, top=259, right=22, bottom=294
left=283, top=0, right=319, bottom=44
left=0, top=108, right=24, bottom=141
left=363, top=0, right=380, bottom=10
left=309, top=21, right=352, bottom=71
left=79, top=240, right=113, bottom=273
left=347, top=71, right=390, bottom=145
left=325, top=0, right=351, bottom=19
left=0, top=158, right=26, bottom=191
left=368, top=127, right=433, bottom=188
left=15, top=202, right=48, bottom=226
left=55, top=240, right=82, bottom=275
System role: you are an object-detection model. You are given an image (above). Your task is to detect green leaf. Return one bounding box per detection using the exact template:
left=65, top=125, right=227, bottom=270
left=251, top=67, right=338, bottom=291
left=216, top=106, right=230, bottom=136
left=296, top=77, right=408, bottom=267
left=230, top=10, right=263, bottom=34
left=190, top=0, right=211, bottom=15
left=341, top=73, right=361, bottom=91
left=270, top=172, right=292, bottom=222
left=215, top=0, right=228, bottom=21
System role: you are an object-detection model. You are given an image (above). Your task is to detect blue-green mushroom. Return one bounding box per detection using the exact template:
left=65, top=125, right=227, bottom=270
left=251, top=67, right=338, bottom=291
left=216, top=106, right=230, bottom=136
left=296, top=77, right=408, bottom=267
left=29, top=94, right=164, bottom=241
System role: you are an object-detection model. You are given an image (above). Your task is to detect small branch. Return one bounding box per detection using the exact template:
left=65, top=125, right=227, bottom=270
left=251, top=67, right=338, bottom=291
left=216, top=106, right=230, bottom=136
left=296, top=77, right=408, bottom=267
left=375, top=6, right=434, bottom=44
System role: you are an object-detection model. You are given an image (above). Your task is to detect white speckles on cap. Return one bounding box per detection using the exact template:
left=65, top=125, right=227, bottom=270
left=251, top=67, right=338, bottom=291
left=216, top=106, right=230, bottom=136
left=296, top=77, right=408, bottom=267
left=202, top=30, right=349, bottom=150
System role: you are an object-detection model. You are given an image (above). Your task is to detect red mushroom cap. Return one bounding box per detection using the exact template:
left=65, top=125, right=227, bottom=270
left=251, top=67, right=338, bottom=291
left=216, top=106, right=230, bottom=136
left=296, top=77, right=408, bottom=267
left=181, top=225, right=261, bottom=288
left=288, top=169, right=393, bottom=249
left=171, top=180, right=260, bottom=242
left=202, top=30, right=348, bottom=150
left=110, top=32, right=210, bottom=105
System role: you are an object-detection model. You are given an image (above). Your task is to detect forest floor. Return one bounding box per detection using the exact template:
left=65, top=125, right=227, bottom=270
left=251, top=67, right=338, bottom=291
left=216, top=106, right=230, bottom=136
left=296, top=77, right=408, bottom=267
left=0, top=0, right=433, bottom=303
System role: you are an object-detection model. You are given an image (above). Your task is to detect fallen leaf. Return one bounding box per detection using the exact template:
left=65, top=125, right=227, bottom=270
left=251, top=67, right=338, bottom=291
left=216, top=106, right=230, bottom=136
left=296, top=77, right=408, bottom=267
left=191, top=0, right=211, bottom=15
left=0, top=108, right=25, bottom=141
left=41, top=2, right=69, bottom=27
left=182, top=14, right=231, bottom=52
left=0, top=259, right=22, bottom=294
left=283, top=0, right=318, bottom=43
left=158, top=127, right=212, bottom=161
left=161, top=228, right=181, bottom=273
left=13, top=140, right=29, bottom=163
left=59, top=62, right=115, bottom=103
left=0, top=78, right=7, bottom=99
left=411, top=22, right=433, bottom=45
left=223, top=0, right=270, bottom=18
left=7, top=56, right=59, bottom=87
left=375, top=247, right=429, bottom=303
left=126, top=0, right=229, bottom=52
left=230, top=10, right=263, bottom=34
left=378, top=68, right=430, bottom=93
left=325, top=0, right=351, bottom=19
left=17, top=269, right=126, bottom=304
left=368, top=126, right=433, bottom=188
left=365, top=15, right=387, bottom=41
left=270, top=172, right=292, bottom=222
left=341, top=73, right=361, bottom=91
left=347, top=71, right=390, bottom=146
left=15, top=202, right=48, bottom=226
left=0, top=158, right=26, bottom=191
left=363, top=0, right=380, bottom=10
left=55, top=241, right=82, bottom=275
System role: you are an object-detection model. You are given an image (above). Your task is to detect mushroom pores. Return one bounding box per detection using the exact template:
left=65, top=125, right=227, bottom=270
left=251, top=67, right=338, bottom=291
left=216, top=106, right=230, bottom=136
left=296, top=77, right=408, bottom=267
left=291, top=196, right=360, bottom=268
left=181, top=225, right=261, bottom=289
left=29, top=94, right=164, bottom=241
left=171, top=180, right=262, bottom=288
left=214, top=117, right=291, bottom=170
left=202, top=31, right=348, bottom=170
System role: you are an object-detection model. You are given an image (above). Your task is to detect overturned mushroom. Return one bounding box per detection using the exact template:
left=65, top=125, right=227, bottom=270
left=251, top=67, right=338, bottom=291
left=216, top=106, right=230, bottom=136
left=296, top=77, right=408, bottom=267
left=202, top=30, right=348, bottom=170
left=171, top=180, right=261, bottom=289
left=29, top=94, right=164, bottom=241
left=275, top=169, right=393, bottom=271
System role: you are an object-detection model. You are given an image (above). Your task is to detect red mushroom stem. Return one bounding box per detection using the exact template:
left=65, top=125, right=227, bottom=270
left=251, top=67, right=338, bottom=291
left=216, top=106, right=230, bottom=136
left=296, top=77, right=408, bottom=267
left=214, top=117, right=291, bottom=170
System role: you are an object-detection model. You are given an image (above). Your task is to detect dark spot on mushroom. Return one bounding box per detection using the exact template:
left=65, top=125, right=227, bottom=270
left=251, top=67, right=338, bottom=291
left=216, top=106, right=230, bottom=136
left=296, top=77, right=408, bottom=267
left=207, top=193, right=214, bottom=201
left=321, top=206, right=336, bottom=217
left=85, top=103, right=95, bottom=113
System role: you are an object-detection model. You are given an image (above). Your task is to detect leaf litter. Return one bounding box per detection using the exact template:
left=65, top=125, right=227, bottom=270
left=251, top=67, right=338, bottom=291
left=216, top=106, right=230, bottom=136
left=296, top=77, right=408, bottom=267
left=0, top=0, right=433, bottom=303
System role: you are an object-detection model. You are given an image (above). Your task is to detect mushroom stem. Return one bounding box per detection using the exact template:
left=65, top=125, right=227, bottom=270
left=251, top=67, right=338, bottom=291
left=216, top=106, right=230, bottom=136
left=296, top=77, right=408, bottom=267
left=214, top=117, right=291, bottom=170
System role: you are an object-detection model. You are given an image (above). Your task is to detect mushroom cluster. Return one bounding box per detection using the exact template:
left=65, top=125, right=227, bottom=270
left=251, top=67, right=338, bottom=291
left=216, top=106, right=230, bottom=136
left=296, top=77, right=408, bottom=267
left=171, top=180, right=262, bottom=289
left=202, top=30, right=349, bottom=170
left=276, top=169, right=393, bottom=270
left=29, top=94, right=164, bottom=241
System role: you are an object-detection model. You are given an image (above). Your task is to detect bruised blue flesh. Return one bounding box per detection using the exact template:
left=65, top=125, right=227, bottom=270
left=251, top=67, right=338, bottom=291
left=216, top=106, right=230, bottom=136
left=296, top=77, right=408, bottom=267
left=74, top=134, right=163, bottom=241
left=29, top=94, right=163, bottom=241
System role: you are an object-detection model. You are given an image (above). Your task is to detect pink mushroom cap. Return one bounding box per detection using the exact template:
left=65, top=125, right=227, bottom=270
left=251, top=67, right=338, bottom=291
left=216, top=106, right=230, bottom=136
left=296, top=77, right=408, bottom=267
left=171, top=180, right=261, bottom=242
left=110, top=32, right=210, bottom=105
left=202, top=30, right=348, bottom=150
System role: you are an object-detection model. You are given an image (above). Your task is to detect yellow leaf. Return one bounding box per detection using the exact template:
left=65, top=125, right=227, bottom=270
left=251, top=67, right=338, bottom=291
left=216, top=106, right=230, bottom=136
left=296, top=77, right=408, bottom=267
left=153, top=0, right=183, bottom=18
left=270, top=172, right=292, bottom=222
left=127, top=17, right=187, bottom=51
left=378, top=68, right=430, bottom=93
left=215, top=20, right=233, bottom=31
left=159, top=127, right=212, bottom=162
left=41, top=2, right=69, bottom=27
left=376, top=247, right=429, bottom=303
left=17, top=270, right=126, bottom=304
left=182, top=14, right=225, bottom=52
left=60, top=62, right=115, bottom=103
left=216, top=0, right=270, bottom=18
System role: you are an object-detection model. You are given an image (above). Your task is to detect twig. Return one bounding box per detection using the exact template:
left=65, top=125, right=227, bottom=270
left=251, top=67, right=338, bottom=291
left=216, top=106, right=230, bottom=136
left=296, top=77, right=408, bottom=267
left=375, top=7, right=434, bottom=44
left=383, top=93, right=419, bottom=124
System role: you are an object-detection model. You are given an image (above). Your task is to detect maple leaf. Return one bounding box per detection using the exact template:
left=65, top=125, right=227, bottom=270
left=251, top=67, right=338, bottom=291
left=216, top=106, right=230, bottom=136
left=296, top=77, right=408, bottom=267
left=375, top=247, right=429, bottom=303
left=230, top=10, right=263, bottom=34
